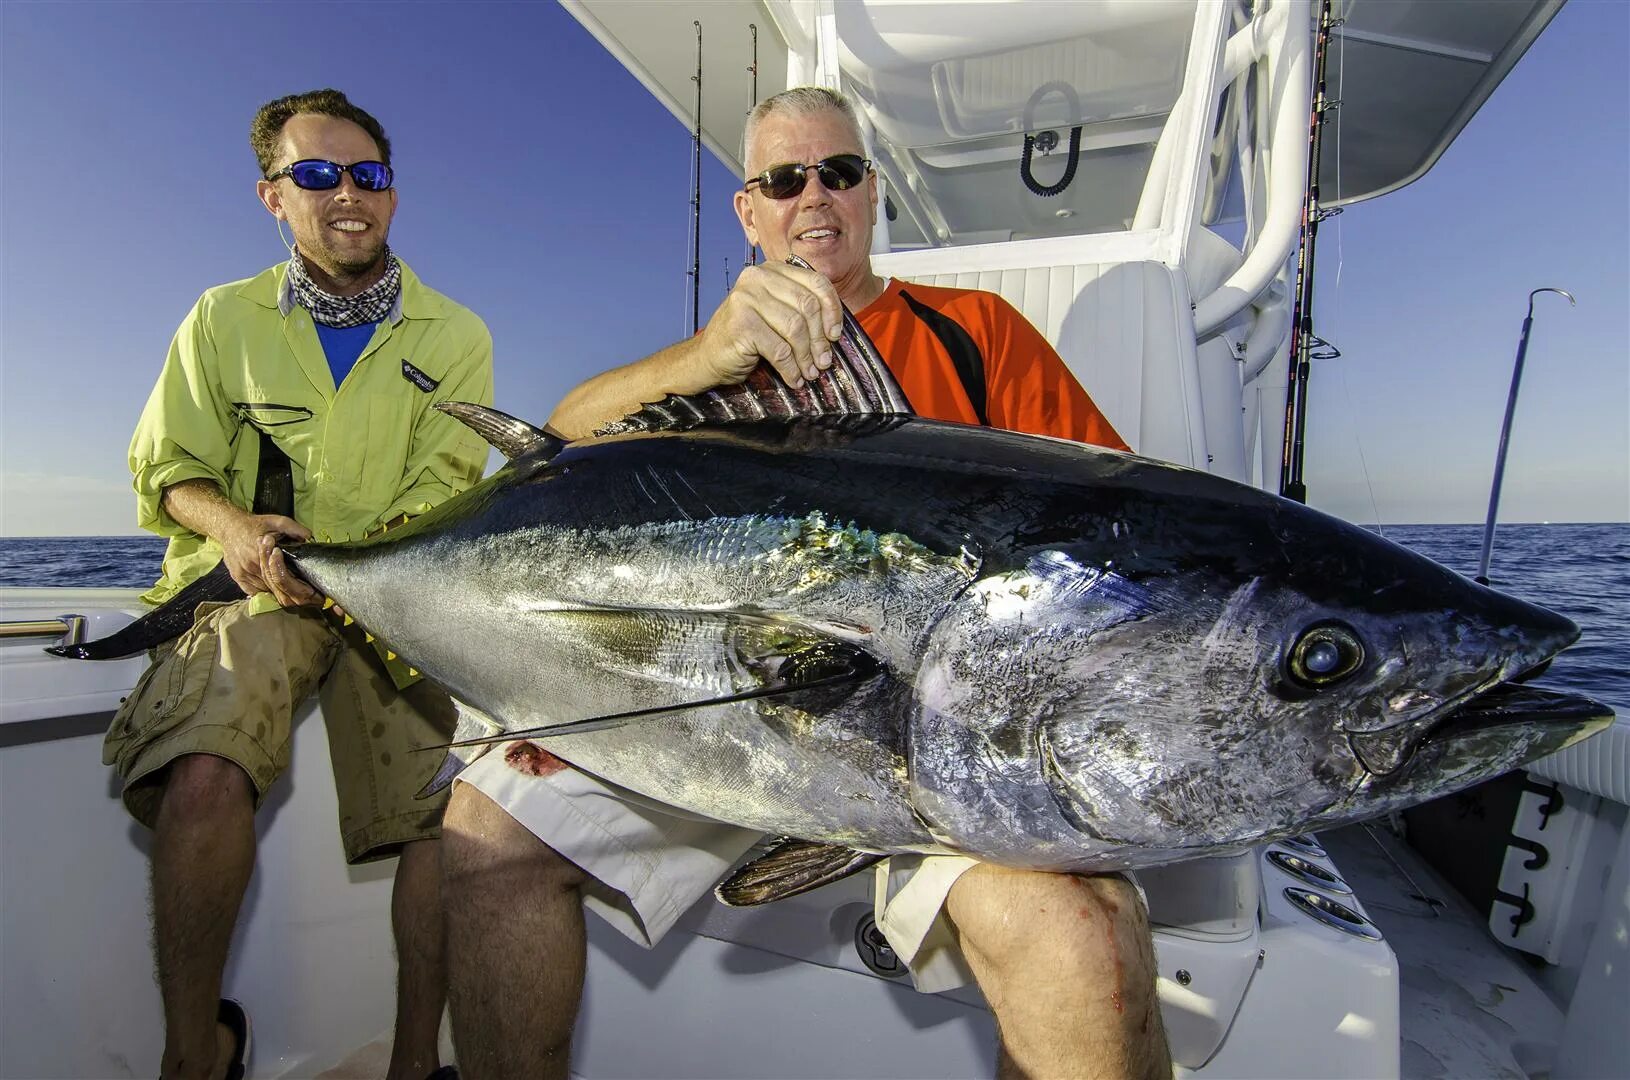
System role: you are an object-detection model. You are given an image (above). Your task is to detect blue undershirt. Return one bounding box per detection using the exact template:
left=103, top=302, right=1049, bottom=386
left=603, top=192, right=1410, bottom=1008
left=314, top=321, right=380, bottom=389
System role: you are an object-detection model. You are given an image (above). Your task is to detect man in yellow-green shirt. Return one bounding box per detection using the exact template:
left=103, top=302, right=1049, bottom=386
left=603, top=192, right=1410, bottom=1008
left=104, top=88, right=490, bottom=1080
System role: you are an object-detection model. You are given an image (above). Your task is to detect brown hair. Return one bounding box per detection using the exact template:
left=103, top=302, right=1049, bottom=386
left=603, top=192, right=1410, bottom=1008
left=250, top=88, right=392, bottom=177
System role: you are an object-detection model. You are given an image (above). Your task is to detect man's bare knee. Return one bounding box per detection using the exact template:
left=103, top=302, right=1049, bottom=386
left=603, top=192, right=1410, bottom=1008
left=947, top=866, right=1149, bottom=978
left=442, top=783, right=585, bottom=895
left=158, top=754, right=254, bottom=820
left=948, top=868, right=1167, bottom=1079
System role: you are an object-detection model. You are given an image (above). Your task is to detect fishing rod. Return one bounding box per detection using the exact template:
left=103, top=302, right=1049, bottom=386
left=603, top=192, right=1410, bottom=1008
left=1474, top=287, right=1575, bottom=585
left=745, top=22, right=759, bottom=268
left=1279, top=0, right=1342, bottom=504
left=688, top=20, right=703, bottom=335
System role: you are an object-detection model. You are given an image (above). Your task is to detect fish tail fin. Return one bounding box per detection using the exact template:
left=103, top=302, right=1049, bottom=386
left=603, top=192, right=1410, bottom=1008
left=46, top=562, right=243, bottom=660
left=415, top=701, right=506, bottom=799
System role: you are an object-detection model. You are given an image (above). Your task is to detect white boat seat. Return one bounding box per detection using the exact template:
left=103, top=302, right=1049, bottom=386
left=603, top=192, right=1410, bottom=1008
left=875, top=229, right=1250, bottom=474
left=876, top=255, right=1195, bottom=465
left=1531, top=714, right=1630, bottom=805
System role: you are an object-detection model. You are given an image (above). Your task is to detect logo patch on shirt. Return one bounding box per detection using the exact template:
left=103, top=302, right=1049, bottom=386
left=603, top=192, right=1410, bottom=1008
left=401, top=360, right=439, bottom=393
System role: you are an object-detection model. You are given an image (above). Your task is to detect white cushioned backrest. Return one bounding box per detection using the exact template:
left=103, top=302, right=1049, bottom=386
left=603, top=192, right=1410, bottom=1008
left=872, top=253, right=1204, bottom=466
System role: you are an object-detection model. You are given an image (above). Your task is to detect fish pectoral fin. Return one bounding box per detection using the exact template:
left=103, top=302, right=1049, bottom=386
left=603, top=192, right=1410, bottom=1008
left=439, top=640, right=882, bottom=750
left=715, top=839, right=885, bottom=907
left=414, top=700, right=508, bottom=800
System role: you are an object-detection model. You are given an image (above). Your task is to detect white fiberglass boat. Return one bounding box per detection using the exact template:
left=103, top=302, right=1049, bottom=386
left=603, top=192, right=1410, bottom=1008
left=3, top=2, right=1623, bottom=1077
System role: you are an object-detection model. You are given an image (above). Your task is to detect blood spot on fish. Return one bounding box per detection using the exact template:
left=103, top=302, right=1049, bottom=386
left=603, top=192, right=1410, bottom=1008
left=506, top=741, right=567, bottom=777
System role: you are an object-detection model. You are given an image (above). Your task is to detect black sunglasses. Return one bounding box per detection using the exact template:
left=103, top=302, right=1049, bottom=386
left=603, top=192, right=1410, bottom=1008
left=266, top=159, right=394, bottom=192
left=745, top=154, right=871, bottom=200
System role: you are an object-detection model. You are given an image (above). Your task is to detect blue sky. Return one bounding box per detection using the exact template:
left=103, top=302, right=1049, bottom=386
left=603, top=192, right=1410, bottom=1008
left=2, top=1, right=1625, bottom=536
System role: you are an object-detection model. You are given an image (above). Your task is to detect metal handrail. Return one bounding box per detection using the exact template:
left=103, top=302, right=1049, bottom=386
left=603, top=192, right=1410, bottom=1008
left=0, top=615, right=86, bottom=644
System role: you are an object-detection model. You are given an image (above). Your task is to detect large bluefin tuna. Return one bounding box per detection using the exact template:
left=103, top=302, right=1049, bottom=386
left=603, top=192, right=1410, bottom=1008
left=57, top=307, right=1612, bottom=904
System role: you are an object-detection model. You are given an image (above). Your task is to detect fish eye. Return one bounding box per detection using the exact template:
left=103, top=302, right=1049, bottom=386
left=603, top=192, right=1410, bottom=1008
left=1286, top=623, right=1365, bottom=689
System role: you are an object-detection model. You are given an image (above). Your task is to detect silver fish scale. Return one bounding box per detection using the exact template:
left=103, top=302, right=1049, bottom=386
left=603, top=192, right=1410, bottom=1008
left=287, top=411, right=1606, bottom=874
left=389, top=510, right=973, bottom=847
left=908, top=558, right=1352, bottom=868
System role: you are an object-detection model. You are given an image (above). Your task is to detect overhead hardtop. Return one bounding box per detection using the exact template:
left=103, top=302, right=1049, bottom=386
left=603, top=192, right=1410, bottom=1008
left=564, top=0, right=1565, bottom=246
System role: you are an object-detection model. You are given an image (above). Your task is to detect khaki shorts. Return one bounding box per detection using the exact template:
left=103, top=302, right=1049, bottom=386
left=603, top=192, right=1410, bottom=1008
left=457, top=745, right=1145, bottom=994
left=104, top=600, right=456, bottom=864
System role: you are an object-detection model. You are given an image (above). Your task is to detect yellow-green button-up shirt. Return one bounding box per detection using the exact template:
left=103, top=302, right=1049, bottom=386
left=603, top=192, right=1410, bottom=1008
left=130, top=258, right=494, bottom=612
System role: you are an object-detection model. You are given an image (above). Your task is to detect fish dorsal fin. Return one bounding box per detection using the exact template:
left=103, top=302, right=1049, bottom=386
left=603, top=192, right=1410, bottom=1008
left=436, top=402, right=566, bottom=461
left=715, top=838, right=885, bottom=906
left=595, top=255, right=914, bottom=437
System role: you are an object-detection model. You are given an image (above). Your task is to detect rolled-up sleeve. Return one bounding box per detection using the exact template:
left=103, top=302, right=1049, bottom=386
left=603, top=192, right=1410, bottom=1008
left=384, top=313, right=495, bottom=520
left=128, top=297, right=239, bottom=536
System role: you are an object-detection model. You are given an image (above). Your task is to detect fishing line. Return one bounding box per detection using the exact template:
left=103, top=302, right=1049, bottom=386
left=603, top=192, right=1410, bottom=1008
left=1326, top=8, right=1387, bottom=537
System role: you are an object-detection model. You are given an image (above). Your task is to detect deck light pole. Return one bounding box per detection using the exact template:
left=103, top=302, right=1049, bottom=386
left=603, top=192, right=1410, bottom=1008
left=1474, top=287, right=1575, bottom=585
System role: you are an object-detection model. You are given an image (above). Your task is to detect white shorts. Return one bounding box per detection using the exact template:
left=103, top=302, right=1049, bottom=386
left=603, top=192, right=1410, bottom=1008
left=457, top=744, right=1141, bottom=995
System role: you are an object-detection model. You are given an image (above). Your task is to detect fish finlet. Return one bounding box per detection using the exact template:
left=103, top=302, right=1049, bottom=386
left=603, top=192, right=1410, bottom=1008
left=343, top=614, right=355, bottom=626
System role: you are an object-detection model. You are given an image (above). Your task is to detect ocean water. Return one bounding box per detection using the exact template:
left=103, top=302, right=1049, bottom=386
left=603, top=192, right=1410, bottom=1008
left=1, top=523, right=1625, bottom=711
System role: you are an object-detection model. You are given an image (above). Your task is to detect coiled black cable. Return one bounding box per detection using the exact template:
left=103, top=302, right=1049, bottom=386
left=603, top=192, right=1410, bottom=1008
left=1019, top=81, right=1083, bottom=197
left=1020, top=125, right=1082, bottom=196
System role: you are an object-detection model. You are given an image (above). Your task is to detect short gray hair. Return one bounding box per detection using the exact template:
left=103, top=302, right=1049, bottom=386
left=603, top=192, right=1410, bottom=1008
left=741, top=86, right=866, bottom=174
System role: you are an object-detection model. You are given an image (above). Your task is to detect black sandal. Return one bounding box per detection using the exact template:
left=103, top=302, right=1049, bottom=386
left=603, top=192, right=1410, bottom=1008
left=216, top=999, right=250, bottom=1080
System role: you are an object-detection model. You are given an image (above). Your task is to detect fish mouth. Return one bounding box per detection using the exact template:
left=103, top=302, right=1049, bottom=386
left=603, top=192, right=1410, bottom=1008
left=1356, top=680, right=1614, bottom=788
left=1346, top=598, right=1584, bottom=777
left=1423, top=681, right=1613, bottom=745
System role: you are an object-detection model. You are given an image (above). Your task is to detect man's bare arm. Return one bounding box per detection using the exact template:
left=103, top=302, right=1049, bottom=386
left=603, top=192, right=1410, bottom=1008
left=162, top=478, right=317, bottom=607
left=548, top=263, right=844, bottom=440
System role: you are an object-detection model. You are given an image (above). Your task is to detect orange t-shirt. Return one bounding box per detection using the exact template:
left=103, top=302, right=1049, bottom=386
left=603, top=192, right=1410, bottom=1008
left=855, top=279, right=1129, bottom=450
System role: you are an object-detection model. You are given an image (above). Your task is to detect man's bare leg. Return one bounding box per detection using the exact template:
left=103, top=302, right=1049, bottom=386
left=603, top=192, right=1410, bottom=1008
left=152, top=754, right=257, bottom=1080
left=946, top=865, right=1169, bottom=1080
left=443, top=784, right=587, bottom=1080
left=387, top=838, right=447, bottom=1080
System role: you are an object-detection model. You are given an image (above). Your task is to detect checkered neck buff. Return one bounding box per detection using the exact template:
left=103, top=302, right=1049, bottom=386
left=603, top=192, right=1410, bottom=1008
left=286, top=247, right=401, bottom=328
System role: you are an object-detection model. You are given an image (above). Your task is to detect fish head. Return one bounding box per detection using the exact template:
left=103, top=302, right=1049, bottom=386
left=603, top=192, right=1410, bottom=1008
left=916, top=489, right=1611, bottom=862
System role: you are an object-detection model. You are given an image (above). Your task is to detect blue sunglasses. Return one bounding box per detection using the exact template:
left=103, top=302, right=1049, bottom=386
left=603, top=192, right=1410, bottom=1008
left=266, top=158, right=394, bottom=192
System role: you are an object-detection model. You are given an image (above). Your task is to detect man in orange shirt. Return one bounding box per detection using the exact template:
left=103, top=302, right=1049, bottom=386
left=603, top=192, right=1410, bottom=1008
left=442, top=87, right=1164, bottom=1080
